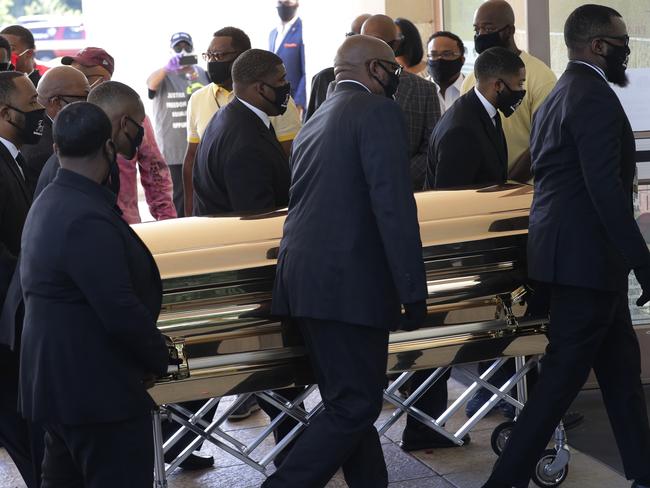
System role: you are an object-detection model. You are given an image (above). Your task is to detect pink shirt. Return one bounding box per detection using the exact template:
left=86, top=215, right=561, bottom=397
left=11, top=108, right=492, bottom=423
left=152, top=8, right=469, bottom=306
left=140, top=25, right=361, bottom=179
left=117, top=116, right=177, bottom=224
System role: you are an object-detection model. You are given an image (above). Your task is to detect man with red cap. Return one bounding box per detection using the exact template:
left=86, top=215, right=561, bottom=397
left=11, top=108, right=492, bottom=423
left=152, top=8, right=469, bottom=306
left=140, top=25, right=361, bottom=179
left=58, top=47, right=176, bottom=224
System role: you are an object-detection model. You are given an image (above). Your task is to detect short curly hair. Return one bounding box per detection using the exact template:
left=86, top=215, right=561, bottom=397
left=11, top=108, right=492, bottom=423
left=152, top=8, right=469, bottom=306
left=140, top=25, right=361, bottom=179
left=232, top=49, right=284, bottom=85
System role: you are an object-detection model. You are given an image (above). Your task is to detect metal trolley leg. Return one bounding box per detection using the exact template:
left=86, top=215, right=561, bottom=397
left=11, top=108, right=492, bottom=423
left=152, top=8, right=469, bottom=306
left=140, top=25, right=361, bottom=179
left=152, top=408, right=168, bottom=488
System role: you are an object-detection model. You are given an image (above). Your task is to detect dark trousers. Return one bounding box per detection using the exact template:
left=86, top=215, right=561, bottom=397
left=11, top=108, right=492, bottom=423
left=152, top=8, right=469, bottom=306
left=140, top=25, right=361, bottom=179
left=405, top=369, right=451, bottom=433
left=485, top=284, right=650, bottom=487
left=162, top=399, right=219, bottom=461
left=41, top=415, right=153, bottom=488
left=168, top=165, right=184, bottom=217
left=262, top=318, right=389, bottom=488
left=0, top=347, right=43, bottom=488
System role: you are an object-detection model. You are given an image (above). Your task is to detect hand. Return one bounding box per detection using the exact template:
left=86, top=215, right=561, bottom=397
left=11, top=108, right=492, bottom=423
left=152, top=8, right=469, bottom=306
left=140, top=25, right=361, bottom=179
left=399, top=300, right=427, bottom=331
left=634, top=266, right=650, bottom=306
left=165, top=54, right=182, bottom=73
left=165, top=335, right=183, bottom=366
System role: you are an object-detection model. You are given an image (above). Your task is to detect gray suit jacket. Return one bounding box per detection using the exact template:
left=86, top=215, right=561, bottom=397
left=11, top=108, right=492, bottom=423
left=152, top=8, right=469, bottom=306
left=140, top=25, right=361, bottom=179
left=325, top=72, right=441, bottom=190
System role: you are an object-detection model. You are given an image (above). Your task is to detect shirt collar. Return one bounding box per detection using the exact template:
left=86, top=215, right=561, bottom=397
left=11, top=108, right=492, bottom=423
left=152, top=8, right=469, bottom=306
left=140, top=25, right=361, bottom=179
left=474, top=86, right=498, bottom=120
left=570, top=60, right=608, bottom=82
left=434, top=72, right=465, bottom=94
left=54, top=168, right=118, bottom=208
left=0, top=136, right=19, bottom=160
left=337, top=79, right=372, bottom=93
left=237, top=97, right=271, bottom=128
left=278, top=15, right=299, bottom=33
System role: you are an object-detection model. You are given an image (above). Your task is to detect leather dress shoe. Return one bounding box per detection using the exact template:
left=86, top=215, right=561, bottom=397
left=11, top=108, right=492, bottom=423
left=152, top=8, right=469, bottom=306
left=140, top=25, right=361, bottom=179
left=178, top=452, right=215, bottom=470
left=228, top=396, right=261, bottom=421
left=400, top=427, right=470, bottom=452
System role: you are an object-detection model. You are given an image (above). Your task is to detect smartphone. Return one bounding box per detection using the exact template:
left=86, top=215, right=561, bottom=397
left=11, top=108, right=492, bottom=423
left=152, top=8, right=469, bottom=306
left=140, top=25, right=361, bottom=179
left=179, top=54, right=198, bottom=66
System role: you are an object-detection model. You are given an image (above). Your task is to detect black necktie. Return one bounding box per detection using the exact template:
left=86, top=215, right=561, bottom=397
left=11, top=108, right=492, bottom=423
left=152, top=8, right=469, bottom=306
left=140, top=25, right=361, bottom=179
left=268, top=123, right=277, bottom=141
left=493, top=114, right=509, bottom=181
left=15, top=152, right=26, bottom=180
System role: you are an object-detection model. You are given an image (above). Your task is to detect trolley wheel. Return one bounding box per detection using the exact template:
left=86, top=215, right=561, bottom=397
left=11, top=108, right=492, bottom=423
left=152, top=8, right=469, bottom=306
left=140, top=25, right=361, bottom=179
left=532, top=449, right=569, bottom=487
left=490, top=421, right=516, bottom=455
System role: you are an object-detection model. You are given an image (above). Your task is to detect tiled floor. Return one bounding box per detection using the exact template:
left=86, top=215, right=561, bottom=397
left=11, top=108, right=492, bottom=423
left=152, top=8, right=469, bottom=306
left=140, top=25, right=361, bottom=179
left=0, top=380, right=631, bottom=488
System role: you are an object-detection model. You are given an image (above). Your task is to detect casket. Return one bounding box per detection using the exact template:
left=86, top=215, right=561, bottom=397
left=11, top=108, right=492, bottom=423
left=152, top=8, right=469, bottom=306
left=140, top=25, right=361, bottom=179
left=133, top=184, right=547, bottom=406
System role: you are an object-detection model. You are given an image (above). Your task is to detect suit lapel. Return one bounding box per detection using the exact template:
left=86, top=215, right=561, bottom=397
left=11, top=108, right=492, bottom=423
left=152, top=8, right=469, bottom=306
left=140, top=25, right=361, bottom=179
left=232, top=98, right=287, bottom=162
left=469, top=90, right=508, bottom=167
left=0, top=142, right=30, bottom=203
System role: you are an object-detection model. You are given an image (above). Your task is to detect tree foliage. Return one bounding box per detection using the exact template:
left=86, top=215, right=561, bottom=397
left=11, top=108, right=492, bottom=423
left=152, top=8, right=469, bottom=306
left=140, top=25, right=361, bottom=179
left=23, top=0, right=81, bottom=16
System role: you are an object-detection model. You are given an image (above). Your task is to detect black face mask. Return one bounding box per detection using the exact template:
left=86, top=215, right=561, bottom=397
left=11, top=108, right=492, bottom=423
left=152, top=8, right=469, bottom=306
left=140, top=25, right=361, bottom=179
left=7, top=106, right=45, bottom=144
left=369, top=61, right=401, bottom=99
left=208, top=60, right=233, bottom=86
left=474, top=26, right=509, bottom=54
left=124, top=116, right=145, bottom=158
left=261, top=82, right=291, bottom=115
left=496, top=79, right=526, bottom=117
left=277, top=4, right=298, bottom=22
left=427, top=58, right=464, bottom=85
left=600, top=40, right=630, bottom=87
left=102, top=141, right=120, bottom=195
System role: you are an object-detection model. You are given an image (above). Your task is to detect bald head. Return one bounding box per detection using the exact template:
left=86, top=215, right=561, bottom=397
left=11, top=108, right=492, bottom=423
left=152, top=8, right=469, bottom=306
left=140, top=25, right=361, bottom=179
left=473, top=0, right=518, bottom=53
left=475, top=0, right=515, bottom=26
left=37, top=65, right=90, bottom=118
left=334, top=35, right=397, bottom=96
left=350, top=14, right=372, bottom=36
left=361, top=14, right=399, bottom=46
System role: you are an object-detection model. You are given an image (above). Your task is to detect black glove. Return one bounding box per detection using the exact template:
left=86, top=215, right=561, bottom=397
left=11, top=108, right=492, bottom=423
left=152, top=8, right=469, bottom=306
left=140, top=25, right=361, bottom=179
left=634, top=266, right=650, bottom=307
left=399, top=300, right=427, bottom=331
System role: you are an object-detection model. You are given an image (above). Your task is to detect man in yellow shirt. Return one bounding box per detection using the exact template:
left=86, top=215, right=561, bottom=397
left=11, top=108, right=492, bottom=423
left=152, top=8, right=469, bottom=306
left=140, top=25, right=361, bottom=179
left=182, top=26, right=301, bottom=215
left=461, top=0, right=556, bottom=182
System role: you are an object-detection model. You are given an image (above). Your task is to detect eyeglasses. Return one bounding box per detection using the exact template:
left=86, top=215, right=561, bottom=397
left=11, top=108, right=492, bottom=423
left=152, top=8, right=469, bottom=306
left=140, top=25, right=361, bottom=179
left=428, top=51, right=462, bottom=61
left=202, top=51, right=240, bottom=62
left=474, top=24, right=509, bottom=35
left=54, top=94, right=88, bottom=104
left=374, top=59, right=403, bottom=77
left=592, top=34, right=630, bottom=46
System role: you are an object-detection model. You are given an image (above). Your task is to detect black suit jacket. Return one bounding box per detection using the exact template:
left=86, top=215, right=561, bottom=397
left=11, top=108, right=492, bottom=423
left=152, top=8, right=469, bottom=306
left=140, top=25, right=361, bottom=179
left=192, top=97, right=290, bottom=216
left=304, top=67, right=335, bottom=122
left=0, top=151, right=58, bottom=352
left=21, top=116, right=53, bottom=196
left=528, top=62, right=648, bottom=291
left=425, top=88, right=508, bottom=189
left=19, top=170, right=168, bottom=424
left=0, top=142, right=31, bottom=311
left=33, top=152, right=59, bottom=198
left=272, top=82, right=427, bottom=329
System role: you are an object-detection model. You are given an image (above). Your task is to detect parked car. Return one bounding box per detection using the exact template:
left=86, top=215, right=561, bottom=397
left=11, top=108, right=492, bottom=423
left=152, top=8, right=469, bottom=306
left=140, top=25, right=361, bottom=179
left=16, top=15, right=85, bottom=61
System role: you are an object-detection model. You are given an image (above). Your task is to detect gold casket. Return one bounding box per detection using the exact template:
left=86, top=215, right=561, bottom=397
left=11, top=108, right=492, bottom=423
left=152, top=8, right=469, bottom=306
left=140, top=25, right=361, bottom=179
left=134, top=184, right=547, bottom=406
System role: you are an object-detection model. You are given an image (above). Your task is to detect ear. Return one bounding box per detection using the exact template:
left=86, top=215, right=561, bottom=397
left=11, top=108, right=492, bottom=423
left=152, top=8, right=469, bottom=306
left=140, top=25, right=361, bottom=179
left=591, top=38, right=606, bottom=56
left=0, top=105, right=11, bottom=121
left=52, top=142, right=59, bottom=158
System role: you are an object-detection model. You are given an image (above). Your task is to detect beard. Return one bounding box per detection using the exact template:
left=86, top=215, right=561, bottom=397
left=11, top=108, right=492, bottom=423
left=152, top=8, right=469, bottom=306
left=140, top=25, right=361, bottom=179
left=607, top=63, right=629, bottom=87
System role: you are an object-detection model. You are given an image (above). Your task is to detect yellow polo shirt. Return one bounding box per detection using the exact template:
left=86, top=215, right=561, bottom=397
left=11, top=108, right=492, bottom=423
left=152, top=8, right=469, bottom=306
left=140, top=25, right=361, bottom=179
left=186, top=83, right=301, bottom=144
left=461, top=51, right=556, bottom=169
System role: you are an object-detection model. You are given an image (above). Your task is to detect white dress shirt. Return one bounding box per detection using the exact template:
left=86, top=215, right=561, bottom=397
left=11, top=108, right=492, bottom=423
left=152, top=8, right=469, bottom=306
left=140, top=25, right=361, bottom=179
left=237, top=97, right=271, bottom=129
left=435, top=73, right=465, bottom=113
left=474, top=86, right=498, bottom=126
left=570, top=60, right=608, bottom=82
left=0, top=136, right=24, bottom=178
left=337, top=79, right=371, bottom=93
left=273, top=15, right=299, bottom=53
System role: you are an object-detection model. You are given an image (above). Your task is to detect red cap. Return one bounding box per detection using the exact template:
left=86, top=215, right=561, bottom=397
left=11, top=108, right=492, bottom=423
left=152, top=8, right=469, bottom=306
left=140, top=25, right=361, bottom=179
left=61, top=47, right=114, bottom=75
